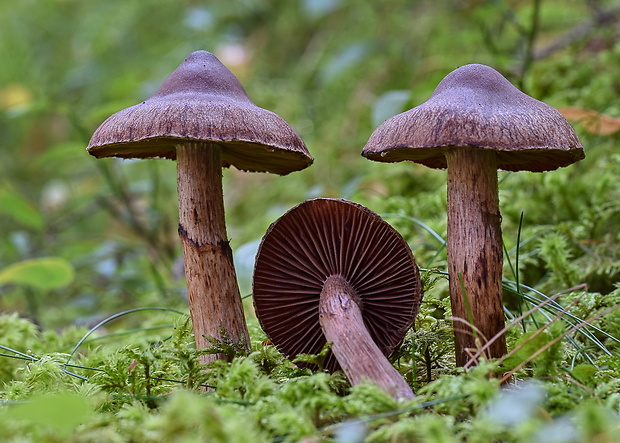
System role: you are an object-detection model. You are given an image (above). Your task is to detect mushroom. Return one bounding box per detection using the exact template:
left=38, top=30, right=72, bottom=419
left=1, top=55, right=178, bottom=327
left=253, top=198, right=422, bottom=399
left=362, top=64, right=584, bottom=366
left=87, top=50, right=313, bottom=364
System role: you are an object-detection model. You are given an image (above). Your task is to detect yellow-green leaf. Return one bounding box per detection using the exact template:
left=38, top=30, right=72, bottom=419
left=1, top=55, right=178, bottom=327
left=0, top=187, right=44, bottom=230
left=0, top=257, right=75, bottom=290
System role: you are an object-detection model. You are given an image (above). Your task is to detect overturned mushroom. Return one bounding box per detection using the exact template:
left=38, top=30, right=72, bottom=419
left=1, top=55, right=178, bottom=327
left=253, top=198, right=422, bottom=399
left=88, top=51, right=313, bottom=364
left=363, top=64, right=584, bottom=365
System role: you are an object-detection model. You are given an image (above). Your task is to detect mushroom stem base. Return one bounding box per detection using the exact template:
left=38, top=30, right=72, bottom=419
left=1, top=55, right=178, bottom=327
left=177, top=143, right=251, bottom=365
left=319, top=275, right=414, bottom=400
left=446, top=148, right=507, bottom=366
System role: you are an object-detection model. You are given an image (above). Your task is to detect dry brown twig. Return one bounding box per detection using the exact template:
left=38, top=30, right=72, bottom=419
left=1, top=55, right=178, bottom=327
left=533, top=5, right=620, bottom=62
left=499, top=302, right=620, bottom=384
left=463, top=283, right=589, bottom=369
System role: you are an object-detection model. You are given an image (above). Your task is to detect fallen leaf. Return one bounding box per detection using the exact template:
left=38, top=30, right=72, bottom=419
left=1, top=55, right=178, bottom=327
left=559, top=107, right=620, bottom=136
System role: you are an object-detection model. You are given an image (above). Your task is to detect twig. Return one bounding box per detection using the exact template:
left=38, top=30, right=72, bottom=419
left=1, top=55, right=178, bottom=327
left=463, top=284, right=587, bottom=369
left=534, top=5, right=620, bottom=61
left=519, top=0, right=542, bottom=89
left=499, top=302, right=620, bottom=384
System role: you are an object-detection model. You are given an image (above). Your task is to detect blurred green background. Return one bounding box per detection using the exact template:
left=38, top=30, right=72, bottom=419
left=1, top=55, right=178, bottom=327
left=1, top=0, right=618, bottom=329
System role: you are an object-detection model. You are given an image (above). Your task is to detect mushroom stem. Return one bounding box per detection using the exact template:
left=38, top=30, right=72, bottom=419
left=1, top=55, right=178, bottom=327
left=318, top=275, right=415, bottom=400
left=446, top=148, right=507, bottom=366
left=177, top=143, right=251, bottom=364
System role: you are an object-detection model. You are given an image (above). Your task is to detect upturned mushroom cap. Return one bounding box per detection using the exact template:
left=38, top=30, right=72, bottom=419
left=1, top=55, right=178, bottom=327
left=363, top=64, right=584, bottom=172
left=252, top=198, right=422, bottom=372
left=87, top=50, right=313, bottom=175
